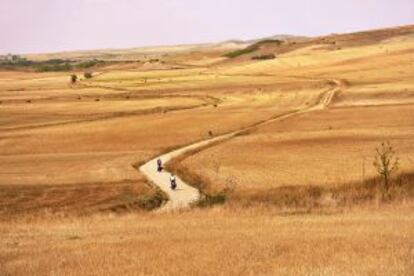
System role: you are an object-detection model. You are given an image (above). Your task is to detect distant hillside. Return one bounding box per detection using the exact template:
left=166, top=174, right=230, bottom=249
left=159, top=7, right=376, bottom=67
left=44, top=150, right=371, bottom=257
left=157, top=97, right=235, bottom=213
left=15, top=24, right=414, bottom=67
left=222, top=24, right=414, bottom=61
left=23, top=41, right=249, bottom=62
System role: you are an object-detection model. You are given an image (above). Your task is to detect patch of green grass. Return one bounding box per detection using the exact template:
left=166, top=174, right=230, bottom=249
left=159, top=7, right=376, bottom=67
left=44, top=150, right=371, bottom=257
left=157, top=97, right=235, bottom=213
left=224, top=46, right=257, bottom=58
left=224, top=39, right=283, bottom=58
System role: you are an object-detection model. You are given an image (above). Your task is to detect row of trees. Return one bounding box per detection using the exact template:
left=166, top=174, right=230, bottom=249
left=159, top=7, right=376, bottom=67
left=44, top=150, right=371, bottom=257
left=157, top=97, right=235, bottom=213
left=0, top=55, right=104, bottom=72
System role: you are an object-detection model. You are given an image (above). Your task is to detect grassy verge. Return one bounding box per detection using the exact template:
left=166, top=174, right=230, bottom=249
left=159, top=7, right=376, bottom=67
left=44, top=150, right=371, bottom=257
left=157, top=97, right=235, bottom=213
left=165, top=139, right=234, bottom=207
left=233, top=173, right=414, bottom=209
left=101, top=188, right=167, bottom=212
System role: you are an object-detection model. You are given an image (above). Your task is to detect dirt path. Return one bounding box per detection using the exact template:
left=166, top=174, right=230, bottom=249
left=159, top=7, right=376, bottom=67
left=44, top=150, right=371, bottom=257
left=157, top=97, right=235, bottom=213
left=139, top=82, right=341, bottom=212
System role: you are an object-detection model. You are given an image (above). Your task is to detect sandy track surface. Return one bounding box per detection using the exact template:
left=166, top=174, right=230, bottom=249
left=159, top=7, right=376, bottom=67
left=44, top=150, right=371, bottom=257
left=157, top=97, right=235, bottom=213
left=139, top=82, right=341, bottom=211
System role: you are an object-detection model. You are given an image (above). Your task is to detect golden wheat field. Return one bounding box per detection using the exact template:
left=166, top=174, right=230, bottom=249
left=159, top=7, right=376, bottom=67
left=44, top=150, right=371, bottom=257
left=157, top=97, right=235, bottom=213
left=1, top=25, right=414, bottom=275
left=1, top=204, right=414, bottom=275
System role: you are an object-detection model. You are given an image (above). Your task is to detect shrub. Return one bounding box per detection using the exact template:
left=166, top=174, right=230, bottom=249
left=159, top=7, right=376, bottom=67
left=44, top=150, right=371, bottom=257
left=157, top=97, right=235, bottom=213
left=373, top=141, right=399, bottom=198
left=84, top=72, right=93, bottom=79
left=70, top=74, right=77, bottom=84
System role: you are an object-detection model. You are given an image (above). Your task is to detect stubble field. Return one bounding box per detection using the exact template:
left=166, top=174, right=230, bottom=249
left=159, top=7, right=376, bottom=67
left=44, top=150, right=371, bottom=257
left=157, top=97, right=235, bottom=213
left=1, top=25, right=413, bottom=275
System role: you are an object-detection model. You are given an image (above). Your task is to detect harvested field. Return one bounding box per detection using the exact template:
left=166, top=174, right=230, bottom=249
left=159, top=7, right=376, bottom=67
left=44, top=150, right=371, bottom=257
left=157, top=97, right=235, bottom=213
left=175, top=104, right=414, bottom=195
left=1, top=22, right=414, bottom=275
left=1, top=204, right=413, bottom=275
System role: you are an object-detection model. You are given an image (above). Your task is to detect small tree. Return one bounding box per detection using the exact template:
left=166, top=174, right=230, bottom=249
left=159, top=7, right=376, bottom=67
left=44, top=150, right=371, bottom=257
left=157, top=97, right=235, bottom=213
left=84, top=72, right=93, bottom=79
left=373, top=141, right=399, bottom=195
left=70, top=74, right=77, bottom=84
left=11, top=55, right=20, bottom=62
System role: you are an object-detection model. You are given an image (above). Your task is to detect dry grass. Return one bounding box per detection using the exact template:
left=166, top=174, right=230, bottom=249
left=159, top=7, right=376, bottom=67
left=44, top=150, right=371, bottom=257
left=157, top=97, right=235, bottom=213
left=0, top=68, right=321, bottom=214
left=0, top=180, right=167, bottom=215
left=1, top=203, right=413, bottom=275
left=174, top=105, right=414, bottom=196
left=0, top=97, right=204, bottom=129
left=1, top=25, right=414, bottom=274
left=0, top=64, right=319, bottom=215
left=164, top=33, right=414, bottom=209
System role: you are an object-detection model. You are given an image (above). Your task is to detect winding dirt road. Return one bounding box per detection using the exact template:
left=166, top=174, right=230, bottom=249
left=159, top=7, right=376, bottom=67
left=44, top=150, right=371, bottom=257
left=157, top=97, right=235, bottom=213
left=139, top=81, right=341, bottom=212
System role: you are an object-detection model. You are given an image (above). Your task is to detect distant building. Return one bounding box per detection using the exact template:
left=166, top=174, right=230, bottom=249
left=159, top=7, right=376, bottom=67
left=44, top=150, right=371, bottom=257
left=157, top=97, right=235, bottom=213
left=0, top=54, right=14, bottom=62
